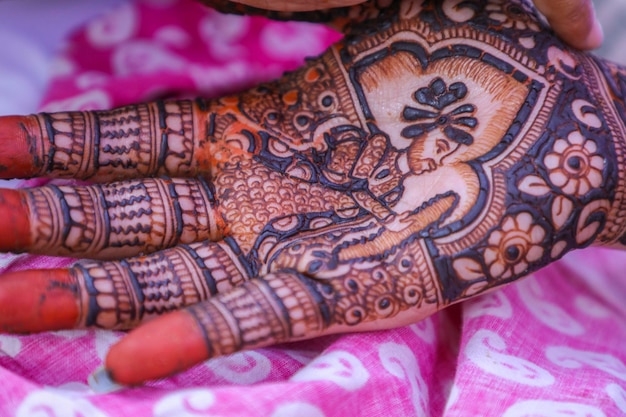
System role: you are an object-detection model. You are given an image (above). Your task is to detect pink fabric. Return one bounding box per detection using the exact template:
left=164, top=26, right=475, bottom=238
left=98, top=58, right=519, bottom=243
left=1, top=0, right=626, bottom=415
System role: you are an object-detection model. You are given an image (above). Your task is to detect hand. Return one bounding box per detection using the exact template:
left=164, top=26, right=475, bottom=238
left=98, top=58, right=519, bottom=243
left=0, top=0, right=624, bottom=389
left=224, top=0, right=603, bottom=50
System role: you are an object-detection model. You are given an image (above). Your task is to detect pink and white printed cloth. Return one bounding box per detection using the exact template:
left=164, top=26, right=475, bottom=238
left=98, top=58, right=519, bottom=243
left=1, top=0, right=626, bottom=415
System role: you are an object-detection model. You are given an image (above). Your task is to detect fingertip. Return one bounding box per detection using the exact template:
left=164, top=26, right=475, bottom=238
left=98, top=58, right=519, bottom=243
left=563, top=16, right=604, bottom=50
left=0, top=188, right=31, bottom=251
left=583, top=19, right=604, bottom=50
left=0, top=269, right=80, bottom=333
left=0, top=115, right=39, bottom=179
left=105, top=310, right=209, bottom=386
left=534, top=0, right=603, bottom=50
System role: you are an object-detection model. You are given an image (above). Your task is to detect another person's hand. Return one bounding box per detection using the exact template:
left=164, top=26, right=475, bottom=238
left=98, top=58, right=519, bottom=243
left=0, top=0, right=623, bottom=389
left=534, top=0, right=603, bottom=49
left=231, top=0, right=604, bottom=50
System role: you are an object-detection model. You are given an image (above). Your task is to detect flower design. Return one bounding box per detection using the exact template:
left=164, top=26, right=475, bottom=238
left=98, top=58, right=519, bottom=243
left=484, top=212, right=545, bottom=280
left=544, top=131, right=604, bottom=196
left=486, top=0, right=540, bottom=32
left=401, top=77, right=477, bottom=145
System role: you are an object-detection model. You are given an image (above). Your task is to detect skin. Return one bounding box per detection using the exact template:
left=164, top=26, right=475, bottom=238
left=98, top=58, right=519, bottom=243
left=534, top=0, right=603, bottom=50
left=0, top=0, right=624, bottom=388
left=231, top=0, right=604, bottom=49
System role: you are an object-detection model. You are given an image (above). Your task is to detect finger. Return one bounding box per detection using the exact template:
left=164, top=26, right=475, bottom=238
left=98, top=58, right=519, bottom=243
left=101, top=270, right=330, bottom=386
left=97, top=209, right=452, bottom=387
left=534, top=0, right=603, bottom=50
left=0, top=269, right=80, bottom=333
left=0, top=240, right=250, bottom=333
left=0, top=177, right=224, bottom=259
left=0, top=101, right=205, bottom=181
left=199, top=0, right=378, bottom=31
left=2, top=35, right=362, bottom=182
left=229, top=0, right=365, bottom=12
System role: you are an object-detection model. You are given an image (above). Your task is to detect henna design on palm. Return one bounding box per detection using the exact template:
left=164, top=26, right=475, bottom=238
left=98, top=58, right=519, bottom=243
left=0, top=0, right=624, bottom=388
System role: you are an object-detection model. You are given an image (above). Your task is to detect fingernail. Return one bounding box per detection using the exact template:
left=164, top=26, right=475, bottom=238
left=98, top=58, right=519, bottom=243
left=88, top=366, right=125, bottom=393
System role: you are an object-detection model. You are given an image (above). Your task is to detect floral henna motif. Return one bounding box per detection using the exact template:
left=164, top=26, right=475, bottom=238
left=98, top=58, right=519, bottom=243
left=544, top=131, right=604, bottom=196
left=3, top=0, right=626, bottom=386
left=401, top=77, right=477, bottom=146
left=483, top=212, right=545, bottom=280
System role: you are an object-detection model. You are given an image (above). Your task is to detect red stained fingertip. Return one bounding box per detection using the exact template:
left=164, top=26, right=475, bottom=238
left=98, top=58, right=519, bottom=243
left=0, top=116, right=40, bottom=179
left=0, top=269, right=80, bottom=333
left=0, top=189, right=31, bottom=252
left=105, top=310, right=210, bottom=386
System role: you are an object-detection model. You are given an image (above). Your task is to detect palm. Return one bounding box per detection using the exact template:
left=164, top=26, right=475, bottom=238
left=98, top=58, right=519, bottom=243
left=0, top=0, right=623, bottom=388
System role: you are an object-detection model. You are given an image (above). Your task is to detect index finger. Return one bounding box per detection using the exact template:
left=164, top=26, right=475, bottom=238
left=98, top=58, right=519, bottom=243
left=534, top=0, right=603, bottom=50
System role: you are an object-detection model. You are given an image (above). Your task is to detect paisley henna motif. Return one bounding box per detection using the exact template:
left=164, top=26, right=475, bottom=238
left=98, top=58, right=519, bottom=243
left=0, top=0, right=625, bottom=387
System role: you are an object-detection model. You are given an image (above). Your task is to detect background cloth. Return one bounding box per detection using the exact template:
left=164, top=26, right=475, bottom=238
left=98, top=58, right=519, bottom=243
left=0, top=0, right=625, bottom=415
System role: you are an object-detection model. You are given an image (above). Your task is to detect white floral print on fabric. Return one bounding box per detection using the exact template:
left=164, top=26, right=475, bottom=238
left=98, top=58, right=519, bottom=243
left=204, top=351, right=272, bottom=385
left=517, top=276, right=585, bottom=336
left=502, top=400, right=606, bottom=417
left=153, top=389, right=216, bottom=417
left=379, top=342, right=429, bottom=416
left=464, top=329, right=555, bottom=386
left=291, top=350, right=370, bottom=391
left=271, top=402, right=326, bottom=417
left=86, top=3, right=138, bottom=48
left=606, top=383, right=626, bottom=413
left=546, top=346, right=626, bottom=381
left=0, top=335, right=22, bottom=358
left=464, top=291, right=513, bottom=320
left=16, top=391, right=109, bottom=417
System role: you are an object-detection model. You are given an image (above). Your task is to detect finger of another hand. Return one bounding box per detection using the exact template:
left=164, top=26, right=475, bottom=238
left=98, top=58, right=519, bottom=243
left=230, top=0, right=366, bottom=12
left=534, top=0, right=603, bottom=50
